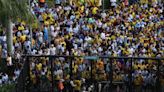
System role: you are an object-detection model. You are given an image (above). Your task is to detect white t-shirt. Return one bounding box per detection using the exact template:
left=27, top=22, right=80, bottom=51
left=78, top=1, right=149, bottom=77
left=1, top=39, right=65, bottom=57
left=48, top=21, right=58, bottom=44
left=16, top=53, right=21, bottom=60
left=2, top=36, right=6, bottom=42
left=97, top=21, right=102, bottom=28
left=73, top=44, right=78, bottom=50
left=17, top=31, right=22, bottom=37
left=100, top=32, right=106, bottom=39
left=38, top=50, right=43, bottom=55
left=24, top=40, right=31, bottom=49
left=128, top=47, right=134, bottom=54
left=50, top=47, right=56, bottom=55
left=31, top=49, right=37, bottom=55
left=7, top=56, right=12, bottom=66
left=2, top=74, right=9, bottom=83
left=50, top=25, right=55, bottom=31
left=98, top=47, right=103, bottom=52
left=31, top=62, right=35, bottom=69
left=23, top=29, right=29, bottom=35
left=110, top=0, right=117, bottom=6
left=61, top=46, right=65, bottom=53
left=85, top=36, right=92, bottom=42
left=14, top=70, right=20, bottom=77
left=38, top=32, right=43, bottom=43
left=51, top=31, right=58, bottom=38
left=46, top=48, right=50, bottom=55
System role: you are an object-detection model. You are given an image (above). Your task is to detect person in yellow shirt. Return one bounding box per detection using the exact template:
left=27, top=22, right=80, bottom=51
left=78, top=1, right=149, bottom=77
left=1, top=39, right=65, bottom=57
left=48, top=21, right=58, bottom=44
left=79, top=5, right=84, bottom=14
left=92, top=7, right=98, bottom=15
left=20, top=34, right=26, bottom=43
left=96, top=59, right=104, bottom=70
left=30, top=71, right=37, bottom=84
left=95, top=0, right=102, bottom=7
left=13, top=35, right=17, bottom=44
left=47, top=70, right=52, bottom=81
left=73, top=63, right=78, bottom=74
left=86, top=0, right=94, bottom=6
left=42, top=13, right=48, bottom=21
left=36, top=63, right=42, bottom=71
left=18, top=25, right=24, bottom=31
left=113, top=72, right=123, bottom=92
left=74, top=79, right=82, bottom=92
left=134, top=74, right=143, bottom=92
left=133, top=62, right=139, bottom=70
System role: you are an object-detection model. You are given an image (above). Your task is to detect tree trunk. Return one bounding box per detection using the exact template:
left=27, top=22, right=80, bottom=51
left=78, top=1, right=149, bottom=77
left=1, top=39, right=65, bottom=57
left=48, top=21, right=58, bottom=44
left=6, top=19, right=13, bottom=55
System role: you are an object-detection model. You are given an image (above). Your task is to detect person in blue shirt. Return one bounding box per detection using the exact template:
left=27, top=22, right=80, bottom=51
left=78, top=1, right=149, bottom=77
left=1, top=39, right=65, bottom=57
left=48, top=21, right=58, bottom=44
left=43, top=26, right=49, bottom=42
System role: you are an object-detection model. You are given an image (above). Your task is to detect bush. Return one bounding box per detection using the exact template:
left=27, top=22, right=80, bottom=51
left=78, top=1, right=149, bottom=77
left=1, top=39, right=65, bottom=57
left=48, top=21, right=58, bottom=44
left=0, top=58, right=7, bottom=73
left=0, top=84, right=15, bottom=92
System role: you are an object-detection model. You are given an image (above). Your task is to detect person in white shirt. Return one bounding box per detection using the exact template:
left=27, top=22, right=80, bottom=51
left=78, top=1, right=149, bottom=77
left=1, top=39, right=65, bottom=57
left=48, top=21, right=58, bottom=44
left=23, top=28, right=29, bottom=35
left=37, top=31, right=43, bottom=44
left=100, top=32, right=106, bottom=40
left=31, top=49, right=37, bottom=55
left=38, top=49, right=43, bottom=55
left=45, top=48, right=50, bottom=55
left=50, top=44, right=56, bottom=55
left=110, top=0, right=117, bottom=7
left=2, top=48, right=7, bottom=58
left=2, top=73, right=9, bottom=84
left=14, top=69, right=20, bottom=77
left=7, top=54, right=12, bottom=66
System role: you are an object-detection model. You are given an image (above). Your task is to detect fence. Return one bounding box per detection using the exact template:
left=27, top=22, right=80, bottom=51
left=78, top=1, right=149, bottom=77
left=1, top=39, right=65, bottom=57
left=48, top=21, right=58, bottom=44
left=15, top=55, right=164, bottom=92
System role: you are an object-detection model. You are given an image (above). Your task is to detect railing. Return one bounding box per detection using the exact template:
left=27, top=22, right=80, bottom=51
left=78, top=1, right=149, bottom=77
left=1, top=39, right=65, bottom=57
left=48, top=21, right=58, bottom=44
left=15, top=57, right=30, bottom=92
left=15, top=55, right=164, bottom=92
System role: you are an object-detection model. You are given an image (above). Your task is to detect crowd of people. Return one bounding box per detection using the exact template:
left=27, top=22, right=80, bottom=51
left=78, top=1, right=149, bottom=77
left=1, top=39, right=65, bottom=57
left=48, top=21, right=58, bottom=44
left=0, top=0, right=164, bottom=92
left=28, top=57, right=164, bottom=92
left=28, top=0, right=163, bottom=58
left=29, top=0, right=163, bottom=92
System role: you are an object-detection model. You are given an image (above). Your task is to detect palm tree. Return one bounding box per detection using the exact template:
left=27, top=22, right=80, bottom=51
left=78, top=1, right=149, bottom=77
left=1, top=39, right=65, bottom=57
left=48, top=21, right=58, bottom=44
left=0, top=0, right=33, bottom=55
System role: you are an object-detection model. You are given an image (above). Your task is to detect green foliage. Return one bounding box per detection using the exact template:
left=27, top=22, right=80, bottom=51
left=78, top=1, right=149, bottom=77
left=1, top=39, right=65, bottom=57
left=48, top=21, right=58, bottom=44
left=0, top=59, right=7, bottom=73
left=0, top=84, right=15, bottom=92
left=0, top=26, right=3, bottom=36
left=46, top=0, right=55, bottom=8
left=0, top=0, right=34, bottom=27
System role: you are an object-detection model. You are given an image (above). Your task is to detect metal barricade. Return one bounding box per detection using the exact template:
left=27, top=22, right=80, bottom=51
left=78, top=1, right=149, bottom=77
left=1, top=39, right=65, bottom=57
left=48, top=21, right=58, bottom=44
left=15, top=55, right=164, bottom=92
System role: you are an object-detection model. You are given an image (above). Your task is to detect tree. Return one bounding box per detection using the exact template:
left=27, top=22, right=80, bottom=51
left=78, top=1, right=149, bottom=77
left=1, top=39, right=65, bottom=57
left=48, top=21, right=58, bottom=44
left=0, top=0, right=33, bottom=55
